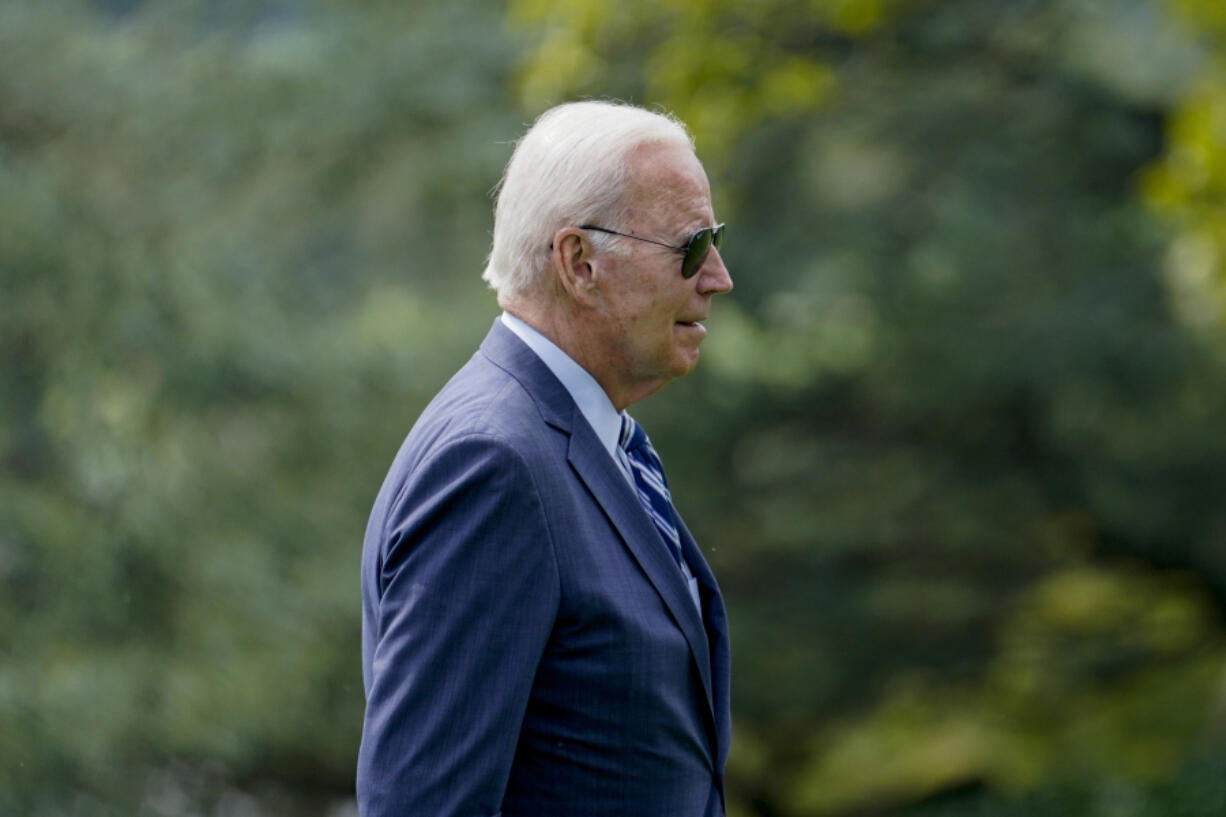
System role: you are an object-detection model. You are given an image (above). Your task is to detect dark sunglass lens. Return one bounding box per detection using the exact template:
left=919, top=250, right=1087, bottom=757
left=711, top=224, right=724, bottom=250
left=681, top=228, right=712, bottom=279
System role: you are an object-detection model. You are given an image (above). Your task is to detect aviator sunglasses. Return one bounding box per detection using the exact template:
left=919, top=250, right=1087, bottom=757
left=580, top=223, right=726, bottom=279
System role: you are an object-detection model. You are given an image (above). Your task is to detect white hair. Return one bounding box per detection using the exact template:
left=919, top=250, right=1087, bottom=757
left=482, top=100, right=695, bottom=299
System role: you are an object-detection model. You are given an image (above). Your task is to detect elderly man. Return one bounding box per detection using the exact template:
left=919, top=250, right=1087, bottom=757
left=357, top=101, right=734, bottom=817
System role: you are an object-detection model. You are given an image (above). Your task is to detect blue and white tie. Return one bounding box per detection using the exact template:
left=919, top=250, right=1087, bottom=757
left=619, top=415, right=684, bottom=568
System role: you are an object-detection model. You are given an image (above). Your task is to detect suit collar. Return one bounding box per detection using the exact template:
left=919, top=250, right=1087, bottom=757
left=479, top=318, right=575, bottom=433
left=498, top=312, right=624, bottom=460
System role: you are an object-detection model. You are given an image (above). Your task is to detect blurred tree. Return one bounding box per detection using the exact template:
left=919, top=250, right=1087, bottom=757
left=4, top=0, right=1226, bottom=815
left=510, top=0, right=1226, bottom=814
left=511, top=0, right=909, bottom=160
left=1, top=0, right=524, bottom=813
left=1145, top=0, right=1226, bottom=328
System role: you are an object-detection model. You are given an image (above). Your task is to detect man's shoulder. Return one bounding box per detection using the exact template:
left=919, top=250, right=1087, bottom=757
left=398, top=345, right=562, bottom=472
left=422, top=350, right=540, bottom=435
left=366, top=324, right=577, bottom=534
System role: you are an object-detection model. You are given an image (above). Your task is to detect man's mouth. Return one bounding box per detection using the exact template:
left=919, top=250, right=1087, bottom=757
left=674, top=319, right=707, bottom=336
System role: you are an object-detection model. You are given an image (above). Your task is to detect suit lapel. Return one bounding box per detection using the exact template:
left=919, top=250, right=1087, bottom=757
left=480, top=318, right=720, bottom=748
left=566, top=426, right=715, bottom=717
left=677, top=515, right=731, bottom=773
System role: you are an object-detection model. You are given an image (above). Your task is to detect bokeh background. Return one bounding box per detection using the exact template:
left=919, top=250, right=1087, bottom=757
left=4, top=0, right=1226, bottom=814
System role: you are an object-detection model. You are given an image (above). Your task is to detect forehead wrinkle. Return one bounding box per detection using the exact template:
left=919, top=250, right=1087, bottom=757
left=627, top=153, right=713, bottom=239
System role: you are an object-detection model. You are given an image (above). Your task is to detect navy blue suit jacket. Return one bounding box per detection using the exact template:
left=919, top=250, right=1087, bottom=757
left=358, top=319, right=731, bottom=817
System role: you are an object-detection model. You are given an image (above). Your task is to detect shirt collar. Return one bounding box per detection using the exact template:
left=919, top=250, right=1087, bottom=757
left=500, top=312, right=623, bottom=461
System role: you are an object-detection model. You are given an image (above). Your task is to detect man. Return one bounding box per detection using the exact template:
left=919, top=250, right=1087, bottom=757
left=357, top=100, right=734, bottom=817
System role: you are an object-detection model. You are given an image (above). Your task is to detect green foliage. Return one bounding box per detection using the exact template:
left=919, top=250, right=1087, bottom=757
left=508, top=0, right=909, bottom=158
left=1144, top=0, right=1226, bottom=327
left=898, top=736, right=1226, bottom=817
left=562, top=0, right=1226, bottom=813
left=4, top=0, right=1226, bottom=816
left=1, top=0, right=522, bottom=812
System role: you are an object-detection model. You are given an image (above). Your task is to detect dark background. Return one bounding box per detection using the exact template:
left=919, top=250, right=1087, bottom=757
left=3, top=0, right=1225, bottom=814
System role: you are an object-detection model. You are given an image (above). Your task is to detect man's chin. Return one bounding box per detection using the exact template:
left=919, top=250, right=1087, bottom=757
left=672, top=348, right=702, bottom=379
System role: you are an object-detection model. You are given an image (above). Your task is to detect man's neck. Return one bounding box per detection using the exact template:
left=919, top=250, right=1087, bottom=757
left=500, top=298, right=655, bottom=412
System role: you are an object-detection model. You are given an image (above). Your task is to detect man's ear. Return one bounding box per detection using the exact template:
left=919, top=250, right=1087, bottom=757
left=550, top=227, right=601, bottom=306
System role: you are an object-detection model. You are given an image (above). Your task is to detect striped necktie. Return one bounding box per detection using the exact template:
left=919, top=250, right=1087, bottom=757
left=619, top=415, right=684, bottom=568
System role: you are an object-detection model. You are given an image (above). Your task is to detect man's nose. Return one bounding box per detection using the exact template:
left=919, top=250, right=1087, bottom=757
left=696, top=247, right=733, bottom=295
